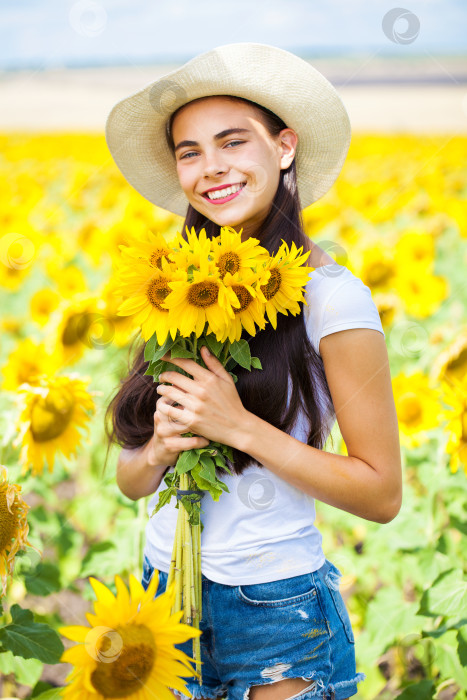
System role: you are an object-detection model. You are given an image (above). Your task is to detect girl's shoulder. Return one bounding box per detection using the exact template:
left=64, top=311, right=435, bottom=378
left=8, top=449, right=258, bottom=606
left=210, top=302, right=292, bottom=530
left=304, top=263, right=385, bottom=356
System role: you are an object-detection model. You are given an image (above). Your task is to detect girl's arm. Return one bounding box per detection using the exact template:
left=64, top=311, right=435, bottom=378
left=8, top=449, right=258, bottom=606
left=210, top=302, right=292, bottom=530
left=156, top=333, right=402, bottom=523
left=116, top=395, right=210, bottom=501
left=116, top=437, right=169, bottom=501
left=238, top=328, right=402, bottom=523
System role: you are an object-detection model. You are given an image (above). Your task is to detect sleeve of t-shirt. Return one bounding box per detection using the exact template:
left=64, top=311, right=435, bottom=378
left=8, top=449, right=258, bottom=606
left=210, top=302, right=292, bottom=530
left=306, top=268, right=385, bottom=356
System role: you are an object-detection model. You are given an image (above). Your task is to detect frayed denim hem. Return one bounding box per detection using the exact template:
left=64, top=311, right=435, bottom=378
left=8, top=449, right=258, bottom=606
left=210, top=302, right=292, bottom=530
left=171, top=684, right=228, bottom=699
left=241, top=672, right=366, bottom=700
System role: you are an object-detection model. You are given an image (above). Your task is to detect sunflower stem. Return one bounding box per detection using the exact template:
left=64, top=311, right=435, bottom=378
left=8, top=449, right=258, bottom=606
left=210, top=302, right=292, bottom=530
left=221, top=340, right=230, bottom=366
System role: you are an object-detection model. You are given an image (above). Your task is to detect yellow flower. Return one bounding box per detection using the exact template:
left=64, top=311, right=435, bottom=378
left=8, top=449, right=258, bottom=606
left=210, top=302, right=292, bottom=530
left=392, top=371, right=443, bottom=449
left=119, top=229, right=177, bottom=270
left=394, top=229, right=435, bottom=270
left=168, top=226, right=213, bottom=270
left=430, top=330, right=467, bottom=388
left=59, top=572, right=201, bottom=699
left=163, top=257, right=240, bottom=339
left=359, top=245, right=397, bottom=293
left=211, top=225, right=269, bottom=278
left=1, top=338, right=60, bottom=391
left=439, top=376, right=467, bottom=476
left=219, top=268, right=268, bottom=342
left=0, top=466, right=38, bottom=597
left=45, top=294, right=103, bottom=366
left=116, top=256, right=185, bottom=344
left=259, top=240, right=312, bottom=329
left=30, top=287, right=61, bottom=326
left=394, top=269, right=448, bottom=319
left=13, top=375, right=96, bottom=476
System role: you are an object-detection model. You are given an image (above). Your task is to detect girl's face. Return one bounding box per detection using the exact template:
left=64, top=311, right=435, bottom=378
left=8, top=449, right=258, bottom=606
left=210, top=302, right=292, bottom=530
left=171, top=96, right=297, bottom=239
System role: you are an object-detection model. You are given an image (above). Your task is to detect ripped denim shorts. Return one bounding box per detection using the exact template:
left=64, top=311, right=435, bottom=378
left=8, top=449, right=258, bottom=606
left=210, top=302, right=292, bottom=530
left=141, top=556, right=365, bottom=700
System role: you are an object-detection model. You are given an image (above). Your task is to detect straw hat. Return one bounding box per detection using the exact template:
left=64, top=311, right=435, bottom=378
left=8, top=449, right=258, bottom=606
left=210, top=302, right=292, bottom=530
left=105, top=42, right=351, bottom=217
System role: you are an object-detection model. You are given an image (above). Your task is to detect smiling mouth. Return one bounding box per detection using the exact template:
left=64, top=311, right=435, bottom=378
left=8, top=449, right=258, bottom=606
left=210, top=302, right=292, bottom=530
left=202, top=182, right=247, bottom=202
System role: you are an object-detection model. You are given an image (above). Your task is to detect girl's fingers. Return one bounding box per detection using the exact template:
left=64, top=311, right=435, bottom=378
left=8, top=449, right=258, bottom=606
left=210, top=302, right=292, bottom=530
left=156, top=383, right=191, bottom=408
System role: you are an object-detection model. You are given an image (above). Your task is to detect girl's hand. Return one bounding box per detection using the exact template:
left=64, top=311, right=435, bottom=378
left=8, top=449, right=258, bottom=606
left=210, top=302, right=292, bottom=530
left=156, top=345, right=249, bottom=448
left=149, top=394, right=210, bottom=468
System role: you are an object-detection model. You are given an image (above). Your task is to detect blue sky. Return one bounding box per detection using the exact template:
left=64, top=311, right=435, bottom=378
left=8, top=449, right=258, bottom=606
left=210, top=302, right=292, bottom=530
left=1, top=0, right=466, bottom=69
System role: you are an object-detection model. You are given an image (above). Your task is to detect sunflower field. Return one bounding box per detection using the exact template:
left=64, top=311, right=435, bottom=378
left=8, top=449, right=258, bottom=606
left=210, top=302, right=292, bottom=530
left=0, top=132, right=466, bottom=699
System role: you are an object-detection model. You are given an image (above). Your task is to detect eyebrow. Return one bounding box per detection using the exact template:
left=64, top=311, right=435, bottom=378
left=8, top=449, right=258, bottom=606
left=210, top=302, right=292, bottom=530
left=174, top=128, right=252, bottom=153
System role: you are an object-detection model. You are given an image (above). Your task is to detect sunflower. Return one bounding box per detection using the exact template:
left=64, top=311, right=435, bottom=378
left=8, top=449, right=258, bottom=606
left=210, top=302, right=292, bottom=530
left=259, top=240, right=312, bottom=329
left=115, top=256, right=185, bottom=344
left=219, top=268, right=269, bottom=342
left=391, top=371, right=443, bottom=449
left=118, top=229, right=177, bottom=270
left=439, top=375, right=467, bottom=475
left=0, top=466, right=38, bottom=596
left=163, top=257, right=240, bottom=339
left=211, top=225, right=269, bottom=279
left=168, top=226, right=213, bottom=270
left=1, top=338, right=60, bottom=390
left=45, top=294, right=103, bottom=366
left=430, top=330, right=467, bottom=388
left=59, top=572, right=201, bottom=700
left=13, top=374, right=96, bottom=476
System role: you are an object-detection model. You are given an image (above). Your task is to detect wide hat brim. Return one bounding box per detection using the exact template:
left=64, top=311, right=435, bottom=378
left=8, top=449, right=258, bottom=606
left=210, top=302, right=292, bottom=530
left=105, top=42, right=351, bottom=218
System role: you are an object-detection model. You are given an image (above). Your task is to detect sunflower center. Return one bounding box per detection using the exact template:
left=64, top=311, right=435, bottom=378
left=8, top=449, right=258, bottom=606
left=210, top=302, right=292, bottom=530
left=62, top=312, right=94, bottom=346
left=462, top=411, right=467, bottom=443
left=30, top=386, right=75, bottom=442
left=446, top=348, right=467, bottom=381
left=0, top=488, right=17, bottom=552
left=232, top=285, right=253, bottom=313
left=261, top=269, right=281, bottom=300
left=188, top=281, right=219, bottom=308
left=366, top=262, right=392, bottom=287
left=90, top=624, right=156, bottom=698
left=217, top=251, right=241, bottom=278
left=399, top=395, right=422, bottom=424
left=149, top=249, right=169, bottom=270
left=147, top=278, right=171, bottom=312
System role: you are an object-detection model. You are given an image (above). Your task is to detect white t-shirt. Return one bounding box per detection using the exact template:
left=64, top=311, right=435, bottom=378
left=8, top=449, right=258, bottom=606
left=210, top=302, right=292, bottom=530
left=143, top=263, right=385, bottom=585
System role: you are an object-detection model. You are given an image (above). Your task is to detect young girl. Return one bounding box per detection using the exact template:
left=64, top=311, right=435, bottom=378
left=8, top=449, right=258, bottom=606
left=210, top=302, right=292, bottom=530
left=105, top=43, right=402, bottom=700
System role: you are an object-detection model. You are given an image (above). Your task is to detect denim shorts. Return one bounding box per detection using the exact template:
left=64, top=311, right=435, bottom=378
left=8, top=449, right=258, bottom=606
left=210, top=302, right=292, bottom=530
left=141, top=555, right=365, bottom=700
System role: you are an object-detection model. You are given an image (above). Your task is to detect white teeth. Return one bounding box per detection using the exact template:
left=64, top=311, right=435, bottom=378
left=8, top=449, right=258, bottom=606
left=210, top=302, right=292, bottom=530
left=206, top=183, right=244, bottom=200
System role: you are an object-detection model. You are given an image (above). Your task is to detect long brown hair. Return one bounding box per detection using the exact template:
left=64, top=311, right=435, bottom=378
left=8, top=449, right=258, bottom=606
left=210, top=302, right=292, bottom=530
left=104, top=95, right=334, bottom=477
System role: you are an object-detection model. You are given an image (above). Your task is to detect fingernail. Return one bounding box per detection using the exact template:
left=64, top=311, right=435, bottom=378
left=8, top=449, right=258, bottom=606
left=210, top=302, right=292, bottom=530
left=204, top=346, right=211, bottom=356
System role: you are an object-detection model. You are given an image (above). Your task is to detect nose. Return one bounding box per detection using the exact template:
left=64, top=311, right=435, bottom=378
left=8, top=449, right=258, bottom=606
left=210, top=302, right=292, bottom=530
left=202, top=148, right=228, bottom=178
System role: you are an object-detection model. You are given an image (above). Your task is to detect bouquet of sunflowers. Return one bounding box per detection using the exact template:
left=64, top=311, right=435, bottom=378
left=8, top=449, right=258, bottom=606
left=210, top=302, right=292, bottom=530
left=115, top=225, right=312, bottom=680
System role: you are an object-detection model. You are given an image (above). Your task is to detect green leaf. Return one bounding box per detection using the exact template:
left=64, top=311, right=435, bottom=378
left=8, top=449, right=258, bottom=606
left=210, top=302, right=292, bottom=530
left=0, top=605, right=64, bottom=664
left=143, top=332, right=158, bottom=362
left=80, top=541, right=120, bottom=578
left=24, top=562, right=61, bottom=597
left=418, top=568, right=467, bottom=619
left=395, top=681, right=435, bottom=699
left=204, top=334, right=223, bottom=357
left=229, top=339, right=252, bottom=370
left=199, top=455, right=216, bottom=481
left=170, top=345, right=195, bottom=359
left=176, top=449, right=200, bottom=475
left=33, top=688, right=64, bottom=699
left=151, top=485, right=177, bottom=516
left=0, top=649, right=43, bottom=686
left=153, top=335, right=177, bottom=362
left=458, top=626, right=467, bottom=667
left=251, top=356, right=262, bottom=369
